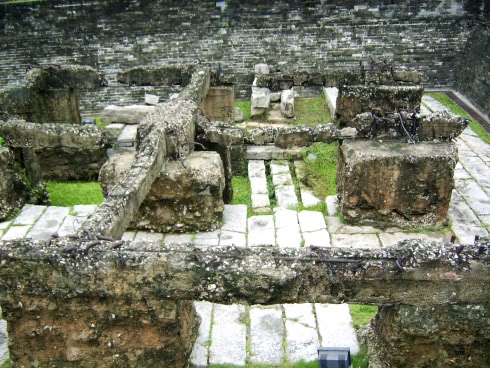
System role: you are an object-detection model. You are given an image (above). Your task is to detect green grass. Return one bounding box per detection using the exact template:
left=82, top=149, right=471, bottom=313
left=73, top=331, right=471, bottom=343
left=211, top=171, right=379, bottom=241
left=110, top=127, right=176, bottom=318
left=351, top=346, right=370, bottom=368
left=95, top=116, right=109, bottom=129
left=46, top=182, right=104, bottom=207
left=294, top=96, right=332, bottom=126
left=208, top=356, right=368, bottom=368
left=427, top=92, right=490, bottom=144
left=0, top=360, right=11, bottom=368
left=0, top=136, right=4, bottom=147
left=349, top=304, right=378, bottom=329
left=235, top=100, right=252, bottom=121
left=301, top=143, right=338, bottom=200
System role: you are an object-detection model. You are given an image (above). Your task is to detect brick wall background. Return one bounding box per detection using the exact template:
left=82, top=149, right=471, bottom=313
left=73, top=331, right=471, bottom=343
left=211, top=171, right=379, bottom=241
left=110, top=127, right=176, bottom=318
left=0, top=0, right=485, bottom=114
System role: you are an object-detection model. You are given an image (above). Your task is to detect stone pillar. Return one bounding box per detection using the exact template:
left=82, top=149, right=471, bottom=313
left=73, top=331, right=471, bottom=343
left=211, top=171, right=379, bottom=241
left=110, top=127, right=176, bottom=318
left=369, top=304, right=490, bottom=368
left=2, top=296, right=199, bottom=368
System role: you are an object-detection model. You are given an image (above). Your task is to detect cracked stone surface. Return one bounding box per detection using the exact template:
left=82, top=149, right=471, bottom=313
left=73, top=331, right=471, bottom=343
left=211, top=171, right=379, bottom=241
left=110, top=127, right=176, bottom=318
left=250, top=306, right=284, bottom=365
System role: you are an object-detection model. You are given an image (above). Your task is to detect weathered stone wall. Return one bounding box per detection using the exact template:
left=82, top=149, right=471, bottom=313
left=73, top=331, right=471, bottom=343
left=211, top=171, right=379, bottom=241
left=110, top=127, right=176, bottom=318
left=0, top=0, right=477, bottom=112
left=455, top=21, right=490, bottom=116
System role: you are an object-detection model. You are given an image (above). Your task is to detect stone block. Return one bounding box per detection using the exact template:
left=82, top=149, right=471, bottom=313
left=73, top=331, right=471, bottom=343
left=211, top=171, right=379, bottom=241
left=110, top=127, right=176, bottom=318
left=250, top=305, right=283, bottom=365
left=254, top=63, right=270, bottom=75
left=246, top=145, right=302, bottom=160
left=251, top=87, right=270, bottom=109
left=2, top=295, right=198, bottom=368
left=145, top=93, right=160, bottom=105
left=201, top=87, right=235, bottom=122
left=248, top=215, right=275, bottom=246
left=336, top=85, right=423, bottom=126
left=337, top=140, right=457, bottom=227
left=323, top=87, right=338, bottom=119
left=101, top=104, right=156, bottom=125
left=370, top=305, right=490, bottom=368
left=280, top=89, right=295, bottom=118
left=101, top=151, right=225, bottom=233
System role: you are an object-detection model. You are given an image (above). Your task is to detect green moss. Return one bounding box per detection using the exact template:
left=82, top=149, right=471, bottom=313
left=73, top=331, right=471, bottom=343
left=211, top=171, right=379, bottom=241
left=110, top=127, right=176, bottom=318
left=235, top=100, right=252, bottom=121
left=427, top=92, right=490, bottom=144
left=294, top=96, right=332, bottom=126
left=95, top=116, right=109, bottom=129
left=46, top=182, right=104, bottom=207
left=351, top=346, right=370, bottom=368
left=0, top=136, right=4, bottom=147
left=349, top=304, right=378, bottom=329
left=302, top=143, right=338, bottom=199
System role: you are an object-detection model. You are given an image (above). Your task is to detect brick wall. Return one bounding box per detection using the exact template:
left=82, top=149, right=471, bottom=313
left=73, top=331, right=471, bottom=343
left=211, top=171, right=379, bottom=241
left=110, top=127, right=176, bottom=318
left=0, top=0, right=476, bottom=113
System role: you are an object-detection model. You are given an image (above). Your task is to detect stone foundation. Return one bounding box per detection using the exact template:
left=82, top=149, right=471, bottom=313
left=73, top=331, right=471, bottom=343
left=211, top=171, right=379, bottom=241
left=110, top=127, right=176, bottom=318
left=100, top=150, right=225, bottom=233
left=369, top=304, right=490, bottom=368
left=337, top=140, right=457, bottom=227
left=336, top=85, right=424, bottom=126
left=2, top=295, right=199, bottom=368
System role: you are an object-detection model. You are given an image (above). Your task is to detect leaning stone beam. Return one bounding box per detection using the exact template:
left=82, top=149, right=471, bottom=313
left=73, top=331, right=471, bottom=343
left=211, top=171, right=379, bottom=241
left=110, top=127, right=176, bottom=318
left=0, top=239, right=488, bottom=306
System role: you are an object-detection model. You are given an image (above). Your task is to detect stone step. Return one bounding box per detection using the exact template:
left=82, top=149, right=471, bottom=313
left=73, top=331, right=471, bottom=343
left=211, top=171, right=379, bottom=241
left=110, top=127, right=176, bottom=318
left=248, top=160, right=270, bottom=211
left=421, top=95, right=447, bottom=113
left=246, top=145, right=302, bottom=160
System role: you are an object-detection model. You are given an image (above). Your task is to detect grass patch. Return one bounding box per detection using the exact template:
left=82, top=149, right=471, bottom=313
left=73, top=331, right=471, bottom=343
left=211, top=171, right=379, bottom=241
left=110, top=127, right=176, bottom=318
left=231, top=176, right=255, bottom=216
left=235, top=100, right=252, bottom=121
left=349, top=304, right=378, bottom=329
left=352, top=346, right=370, bottom=368
left=301, top=143, right=338, bottom=199
left=0, top=136, right=4, bottom=147
left=0, top=360, right=11, bottom=368
left=427, top=92, right=490, bottom=144
left=46, top=182, right=104, bottom=207
left=294, top=96, right=332, bottom=126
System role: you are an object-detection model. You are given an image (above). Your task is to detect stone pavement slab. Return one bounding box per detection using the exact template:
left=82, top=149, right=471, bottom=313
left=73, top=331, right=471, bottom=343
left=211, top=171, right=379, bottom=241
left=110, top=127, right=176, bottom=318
left=190, top=302, right=213, bottom=367
left=303, top=229, right=331, bottom=247
left=219, top=230, right=247, bottom=247
left=277, top=227, right=303, bottom=248
left=248, top=160, right=266, bottom=178
left=454, top=163, right=472, bottom=180
left=209, top=304, right=247, bottom=366
left=299, top=210, right=327, bottom=233
left=271, top=160, right=290, bottom=175
left=1, top=225, right=31, bottom=240
left=301, top=186, right=321, bottom=208
left=455, top=179, right=490, bottom=215
left=272, top=172, right=293, bottom=187
left=246, top=145, right=302, bottom=160
left=248, top=215, right=275, bottom=246
left=57, top=215, right=83, bottom=237
left=222, top=205, right=247, bottom=233
left=284, top=304, right=319, bottom=362
left=28, top=206, right=70, bottom=240
left=449, top=191, right=481, bottom=227
left=331, top=233, right=381, bottom=248
left=195, top=231, right=220, bottom=246
left=164, top=233, right=192, bottom=243
left=459, top=155, right=490, bottom=186
left=251, top=193, right=270, bottom=210
left=315, top=304, right=359, bottom=355
left=250, top=305, right=284, bottom=365
left=274, top=208, right=299, bottom=229
left=12, top=205, right=46, bottom=226
left=250, top=177, right=268, bottom=194
left=275, top=185, right=298, bottom=209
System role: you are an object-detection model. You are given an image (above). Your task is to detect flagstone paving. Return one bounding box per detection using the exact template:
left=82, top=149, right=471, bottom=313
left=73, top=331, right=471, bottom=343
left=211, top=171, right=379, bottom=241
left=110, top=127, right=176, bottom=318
left=1, top=125, right=489, bottom=365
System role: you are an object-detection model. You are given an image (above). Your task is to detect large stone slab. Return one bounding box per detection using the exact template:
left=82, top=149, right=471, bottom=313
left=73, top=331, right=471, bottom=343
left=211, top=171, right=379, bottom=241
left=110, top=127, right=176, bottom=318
left=284, top=304, right=319, bottom=362
left=13, top=205, right=46, bottom=226
left=276, top=185, right=298, bottom=209
left=315, top=304, right=359, bottom=355
left=209, top=304, right=247, bottom=366
left=455, top=179, right=490, bottom=215
left=299, top=210, right=327, bottom=233
left=248, top=215, right=275, bottom=246
left=219, top=230, right=247, bottom=247
left=221, top=205, right=247, bottom=233
left=338, top=140, right=457, bottom=227
left=1, top=225, right=31, bottom=240
left=246, top=145, right=302, bottom=160
left=101, top=104, right=156, bottom=125
left=250, top=305, right=284, bottom=365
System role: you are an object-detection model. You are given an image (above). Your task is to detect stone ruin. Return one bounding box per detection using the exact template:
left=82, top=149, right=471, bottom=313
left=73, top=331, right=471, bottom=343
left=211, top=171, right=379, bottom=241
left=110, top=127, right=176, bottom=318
left=0, top=61, right=488, bottom=368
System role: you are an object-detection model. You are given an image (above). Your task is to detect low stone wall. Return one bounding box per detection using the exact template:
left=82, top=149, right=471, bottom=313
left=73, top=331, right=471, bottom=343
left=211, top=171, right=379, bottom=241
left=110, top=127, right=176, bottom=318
left=0, top=120, right=112, bottom=181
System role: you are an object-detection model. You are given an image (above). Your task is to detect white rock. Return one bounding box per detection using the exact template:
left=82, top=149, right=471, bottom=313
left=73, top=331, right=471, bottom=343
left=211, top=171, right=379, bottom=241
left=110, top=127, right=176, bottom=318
left=117, top=124, right=138, bottom=147
left=144, top=94, right=159, bottom=105
left=301, top=187, right=321, bottom=208
left=280, top=90, right=295, bottom=118
left=275, top=185, right=298, bottom=209
left=254, top=63, right=270, bottom=75
left=101, top=104, right=155, bottom=125
left=251, top=87, right=271, bottom=109
left=340, top=127, right=357, bottom=138
left=323, top=87, right=338, bottom=119
left=284, top=304, right=319, bottom=362
left=303, top=229, right=331, bottom=247
left=248, top=160, right=267, bottom=178
left=250, top=176, right=268, bottom=195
